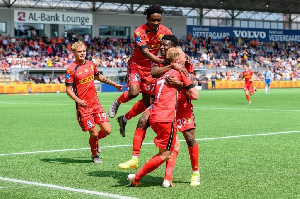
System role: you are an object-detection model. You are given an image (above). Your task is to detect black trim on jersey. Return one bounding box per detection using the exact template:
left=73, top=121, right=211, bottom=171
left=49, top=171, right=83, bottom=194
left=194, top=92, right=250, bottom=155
left=185, top=84, right=195, bottom=90
left=139, top=45, right=148, bottom=50
left=128, top=61, right=132, bottom=88
left=73, top=64, right=85, bottom=130
left=166, top=122, right=175, bottom=150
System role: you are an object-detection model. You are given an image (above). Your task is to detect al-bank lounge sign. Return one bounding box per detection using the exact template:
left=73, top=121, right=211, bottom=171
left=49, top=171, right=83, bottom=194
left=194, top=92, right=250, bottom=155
left=14, top=10, right=93, bottom=25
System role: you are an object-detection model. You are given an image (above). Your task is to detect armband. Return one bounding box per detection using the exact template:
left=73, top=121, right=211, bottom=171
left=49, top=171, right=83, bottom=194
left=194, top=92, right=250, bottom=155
left=65, top=82, right=74, bottom=87
left=94, top=72, right=100, bottom=77
left=185, top=84, right=195, bottom=90
left=182, top=74, right=192, bottom=87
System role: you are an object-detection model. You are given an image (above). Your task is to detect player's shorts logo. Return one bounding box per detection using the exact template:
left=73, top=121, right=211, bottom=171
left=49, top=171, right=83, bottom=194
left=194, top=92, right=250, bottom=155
left=133, top=73, right=140, bottom=82
left=18, top=12, right=26, bottom=21
left=87, top=120, right=93, bottom=129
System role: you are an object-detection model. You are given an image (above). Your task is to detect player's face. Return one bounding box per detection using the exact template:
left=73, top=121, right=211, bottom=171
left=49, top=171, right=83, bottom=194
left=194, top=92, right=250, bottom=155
left=160, top=39, right=173, bottom=56
left=147, top=13, right=162, bottom=31
left=177, top=50, right=186, bottom=65
left=244, top=65, right=249, bottom=70
left=74, top=45, right=86, bottom=62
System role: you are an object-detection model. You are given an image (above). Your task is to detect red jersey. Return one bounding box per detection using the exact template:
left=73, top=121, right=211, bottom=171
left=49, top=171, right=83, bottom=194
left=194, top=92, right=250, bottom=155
left=131, top=24, right=172, bottom=67
left=150, top=69, right=182, bottom=123
left=242, top=70, right=254, bottom=84
left=65, top=60, right=99, bottom=106
left=178, top=57, right=194, bottom=102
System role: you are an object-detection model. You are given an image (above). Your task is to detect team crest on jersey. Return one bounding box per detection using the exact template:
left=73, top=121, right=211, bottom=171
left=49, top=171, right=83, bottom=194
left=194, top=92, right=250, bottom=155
left=158, top=34, right=164, bottom=41
left=187, top=118, right=192, bottom=124
left=87, top=120, right=93, bottom=129
left=136, top=32, right=140, bottom=36
left=90, top=65, right=94, bottom=71
left=133, top=73, right=140, bottom=82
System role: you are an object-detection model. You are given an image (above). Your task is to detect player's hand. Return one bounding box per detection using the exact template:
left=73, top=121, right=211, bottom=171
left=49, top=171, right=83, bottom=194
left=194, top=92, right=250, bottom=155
left=115, top=84, right=124, bottom=92
left=172, top=63, right=188, bottom=76
left=165, top=76, right=181, bottom=87
left=77, top=99, right=87, bottom=107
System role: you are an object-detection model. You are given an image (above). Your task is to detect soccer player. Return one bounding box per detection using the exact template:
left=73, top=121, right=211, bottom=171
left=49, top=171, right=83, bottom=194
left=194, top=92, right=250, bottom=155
left=108, top=4, right=172, bottom=137
left=264, top=66, right=272, bottom=94
left=127, top=47, right=199, bottom=187
left=119, top=35, right=200, bottom=187
left=65, top=41, right=123, bottom=163
left=240, top=63, right=255, bottom=105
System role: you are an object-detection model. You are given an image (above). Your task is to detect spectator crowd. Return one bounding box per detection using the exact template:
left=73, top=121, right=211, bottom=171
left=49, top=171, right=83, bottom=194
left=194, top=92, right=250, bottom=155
left=0, top=32, right=299, bottom=83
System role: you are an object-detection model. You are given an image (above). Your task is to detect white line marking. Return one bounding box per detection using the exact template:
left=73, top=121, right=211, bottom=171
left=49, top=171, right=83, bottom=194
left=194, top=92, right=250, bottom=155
left=0, top=131, right=299, bottom=157
left=0, top=177, right=137, bottom=199
left=193, top=107, right=300, bottom=112
left=0, top=101, right=299, bottom=112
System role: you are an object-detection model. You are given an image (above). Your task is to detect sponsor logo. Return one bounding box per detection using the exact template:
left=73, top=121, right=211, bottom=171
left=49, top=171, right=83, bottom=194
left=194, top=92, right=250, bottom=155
left=79, top=75, right=94, bottom=84
left=84, top=69, right=88, bottom=72
left=66, top=74, right=71, bottom=80
left=18, top=12, right=25, bottom=21
left=90, top=65, right=94, bottom=70
left=233, top=30, right=266, bottom=39
left=187, top=118, right=192, bottom=124
left=66, top=70, right=70, bottom=74
left=87, top=120, right=93, bottom=129
left=136, top=37, right=142, bottom=43
left=133, top=73, right=140, bottom=82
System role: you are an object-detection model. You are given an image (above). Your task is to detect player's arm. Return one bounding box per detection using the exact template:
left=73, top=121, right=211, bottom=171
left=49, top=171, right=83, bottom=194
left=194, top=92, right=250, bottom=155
left=66, top=85, right=87, bottom=107
left=95, top=73, right=123, bottom=91
left=182, top=73, right=198, bottom=100
left=152, top=63, right=188, bottom=78
left=140, top=47, right=165, bottom=64
left=165, top=72, right=194, bottom=89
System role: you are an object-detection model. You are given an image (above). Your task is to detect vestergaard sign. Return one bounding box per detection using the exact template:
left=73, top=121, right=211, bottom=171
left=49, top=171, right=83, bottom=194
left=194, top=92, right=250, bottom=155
left=187, top=25, right=300, bottom=42
left=14, top=10, right=93, bottom=25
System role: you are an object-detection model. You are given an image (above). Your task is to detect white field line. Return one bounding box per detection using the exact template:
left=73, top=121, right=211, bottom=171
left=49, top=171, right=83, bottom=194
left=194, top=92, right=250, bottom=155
left=0, top=131, right=299, bottom=157
left=0, top=101, right=300, bottom=112
left=0, top=177, right=137, bottom=199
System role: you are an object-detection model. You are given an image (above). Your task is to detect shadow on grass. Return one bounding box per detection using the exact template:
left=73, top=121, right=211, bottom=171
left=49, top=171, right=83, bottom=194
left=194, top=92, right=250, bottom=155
left=40, top=157, right=91, bottom=164
left=88, top=170, right=175, bottom=187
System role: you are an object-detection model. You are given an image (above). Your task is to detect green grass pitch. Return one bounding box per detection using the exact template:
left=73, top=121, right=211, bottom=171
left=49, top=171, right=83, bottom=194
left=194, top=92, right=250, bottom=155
left=0, top=88, right=299, bottom=199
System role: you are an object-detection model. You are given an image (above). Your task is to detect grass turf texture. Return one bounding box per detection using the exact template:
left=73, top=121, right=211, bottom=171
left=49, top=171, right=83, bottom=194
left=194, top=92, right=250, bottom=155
left=0, top=88, right=299, bottom=199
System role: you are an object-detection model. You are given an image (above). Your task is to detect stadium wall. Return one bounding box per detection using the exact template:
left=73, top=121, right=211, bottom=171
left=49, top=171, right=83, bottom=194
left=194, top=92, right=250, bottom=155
left=0, top=8, right=187, bottom=40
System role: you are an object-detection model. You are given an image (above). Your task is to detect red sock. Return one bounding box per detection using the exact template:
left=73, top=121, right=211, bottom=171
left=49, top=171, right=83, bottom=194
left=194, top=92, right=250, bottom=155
left=165, top=150, right=179, bottom=181
left=135, top=154, right=165, bottom=182
left=188, top=143, right=199, bottom=172
left=97, top=130, right=107, bottom=140
left=89, top=137, right=98, bottom=156
left=117, top=90, right=130, bottom=105
left=246, top=94, right=250, bottom=102
left=124, top=100, right=147, bottom=121
left=132, top=128, right=147, bottom=157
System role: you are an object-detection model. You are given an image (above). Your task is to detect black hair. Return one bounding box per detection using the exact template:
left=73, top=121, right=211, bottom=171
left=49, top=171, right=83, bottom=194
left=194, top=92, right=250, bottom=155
left=162, top=35, right=179, bottom=46
left=143, top=4, right=164, bottom=17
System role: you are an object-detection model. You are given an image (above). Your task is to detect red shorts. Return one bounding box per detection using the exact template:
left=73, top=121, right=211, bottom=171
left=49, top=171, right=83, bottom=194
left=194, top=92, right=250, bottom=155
left=127, top=60, right=155, bottom=95
left=176, top=101, right=195, bottom=132
left=150, top=122, right=177, bottom=151
left=77, top=104, right=109, bottom=131
left=244, top=82, right=255, bottom=95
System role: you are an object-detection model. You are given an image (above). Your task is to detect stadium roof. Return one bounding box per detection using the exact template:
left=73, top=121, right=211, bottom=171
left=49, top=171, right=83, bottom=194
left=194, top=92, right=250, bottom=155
left=85, top=0, right=300, bottom=14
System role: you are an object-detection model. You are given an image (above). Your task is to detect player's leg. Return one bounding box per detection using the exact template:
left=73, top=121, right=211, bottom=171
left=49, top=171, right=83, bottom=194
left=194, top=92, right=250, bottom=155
left=88, top=126, right=103, bottom=163
left=182, top=128, right=200, bottom=186
left=128, top=148, right=171, bottom=187
left=109, top=63, right=141, bottom=118
left=128, top=122, right=176, bottom=186
left=117, top=81, right=153, bottom=136
left=118, top=110, right=150, bottom=169
left=244, top=85, right=251, bottom=104
left=164, top=136, right=180, bottom=187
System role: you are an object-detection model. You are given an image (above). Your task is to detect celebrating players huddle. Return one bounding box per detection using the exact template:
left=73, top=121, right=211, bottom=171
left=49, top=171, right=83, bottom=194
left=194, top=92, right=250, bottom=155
left=65, top=4, right=201, bottom=188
